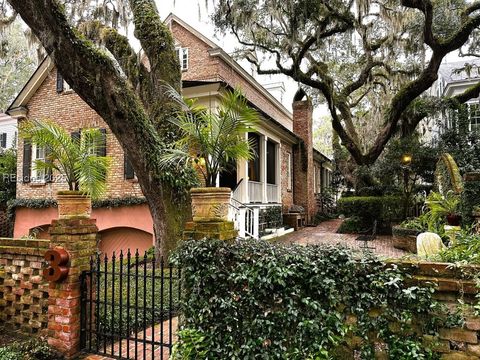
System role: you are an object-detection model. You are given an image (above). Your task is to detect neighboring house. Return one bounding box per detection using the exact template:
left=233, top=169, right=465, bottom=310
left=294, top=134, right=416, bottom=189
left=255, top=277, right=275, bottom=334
left=7, top=14, right=332, bottom=254
left=0, top=113, right=17, bottom=150
left=421, top=59, right=480, bottom=143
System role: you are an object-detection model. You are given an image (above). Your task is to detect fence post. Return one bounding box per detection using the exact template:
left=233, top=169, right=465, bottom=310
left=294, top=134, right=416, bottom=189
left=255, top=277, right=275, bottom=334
left=47, top=217, right=98, bottom=358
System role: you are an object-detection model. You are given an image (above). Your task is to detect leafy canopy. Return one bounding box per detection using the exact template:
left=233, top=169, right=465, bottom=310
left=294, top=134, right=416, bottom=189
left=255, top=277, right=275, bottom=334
left=213, top=0, right=480, bottom=167
left=20, top=120, right=111, bottom=199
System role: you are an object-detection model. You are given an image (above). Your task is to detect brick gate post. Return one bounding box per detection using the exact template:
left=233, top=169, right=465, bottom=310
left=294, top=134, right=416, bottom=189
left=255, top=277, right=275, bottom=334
left=47, top=217, right=98, bottom=358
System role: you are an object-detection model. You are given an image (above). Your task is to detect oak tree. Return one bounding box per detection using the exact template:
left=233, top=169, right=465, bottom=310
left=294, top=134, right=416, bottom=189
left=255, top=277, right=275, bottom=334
left=6, top=0, right=191, bottom=257
left=213, top=0, right=480, bottom=183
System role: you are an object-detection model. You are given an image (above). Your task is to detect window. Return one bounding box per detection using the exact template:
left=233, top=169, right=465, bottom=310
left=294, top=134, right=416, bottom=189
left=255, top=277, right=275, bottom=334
left=32, top=144, right=46, bottom=183
left=0, top=133, right=6, bottom=148
left=56, top=72, right=72, bottom=93
left=175, top=47, right=189, bottom=71
left=266, top=140, right=276, bottom=184
left=470, top=105, right=480, bottom=133
left=287, top=152, right=292, bottom=191
left=248, top=133, right=261, bottom=182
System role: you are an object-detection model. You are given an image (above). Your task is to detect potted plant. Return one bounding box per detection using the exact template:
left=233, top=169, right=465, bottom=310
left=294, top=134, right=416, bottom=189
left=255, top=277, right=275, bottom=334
left=426, top=191, right=461, bottom=226
left=20, top=120, right=111, bottom=219
left=160, top=87, right=259, bottom=222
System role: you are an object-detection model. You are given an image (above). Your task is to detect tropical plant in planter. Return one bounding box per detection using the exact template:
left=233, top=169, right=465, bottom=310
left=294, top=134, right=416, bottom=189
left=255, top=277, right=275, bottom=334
left=20, top=119, right=111, bottom=218
left=160, top=87, right=259, bottom=221
left=426, top=191, right=461, bottom=226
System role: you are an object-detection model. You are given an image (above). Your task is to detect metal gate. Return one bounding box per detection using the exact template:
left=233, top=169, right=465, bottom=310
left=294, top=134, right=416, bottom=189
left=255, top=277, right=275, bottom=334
left=80, top=250, right=181, bottom=360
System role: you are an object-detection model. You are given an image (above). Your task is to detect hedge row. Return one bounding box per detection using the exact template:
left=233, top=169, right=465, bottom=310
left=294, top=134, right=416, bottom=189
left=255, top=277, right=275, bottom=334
left=337, top=196, right=403, bottom=233
left=172, top=239, right=444, bottom=359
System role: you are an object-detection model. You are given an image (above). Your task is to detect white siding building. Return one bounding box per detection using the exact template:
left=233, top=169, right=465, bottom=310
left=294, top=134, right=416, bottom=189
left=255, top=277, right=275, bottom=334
left=0, top=113, right=17, bottom=149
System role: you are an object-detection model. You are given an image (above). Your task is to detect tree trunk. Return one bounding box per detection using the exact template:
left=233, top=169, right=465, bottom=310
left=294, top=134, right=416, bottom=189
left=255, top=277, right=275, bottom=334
left=9, top=0, right=183, bottom=259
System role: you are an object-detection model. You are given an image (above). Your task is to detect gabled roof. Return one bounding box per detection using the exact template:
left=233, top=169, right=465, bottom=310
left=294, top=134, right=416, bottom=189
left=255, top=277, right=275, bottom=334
left=165, top=13, right=218, bottom=49
left=7, top=57, right=53, bottom=117
left=165, top=13, right=293, bottom=121
left=438, top=59, right=480, bottom=83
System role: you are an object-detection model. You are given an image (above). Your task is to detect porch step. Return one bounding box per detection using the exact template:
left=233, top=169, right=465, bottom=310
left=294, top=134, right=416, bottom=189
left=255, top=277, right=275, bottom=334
left=260, top=227, right=294, bottom=240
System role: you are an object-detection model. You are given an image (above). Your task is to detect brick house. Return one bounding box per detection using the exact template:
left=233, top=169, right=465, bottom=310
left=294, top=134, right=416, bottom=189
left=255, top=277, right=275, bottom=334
left=7, top=14, right=332, bottom=254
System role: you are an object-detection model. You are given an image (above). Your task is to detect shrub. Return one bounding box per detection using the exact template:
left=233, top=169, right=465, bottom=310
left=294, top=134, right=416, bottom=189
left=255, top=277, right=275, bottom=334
left=172, top=239, right=442, bottom=359
left=336, top=215, right=367, bottom=233
left=437, top=231, right=480, bottom=264
left=0, top=338, right=63, bottom=360
left=460, top=175, right=480, bottom=226
left=337, top=196, right=403, bottom=233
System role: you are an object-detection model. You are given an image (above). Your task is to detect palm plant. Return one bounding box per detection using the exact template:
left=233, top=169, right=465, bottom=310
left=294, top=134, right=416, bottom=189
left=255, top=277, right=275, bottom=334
left=20, top=119, right=111, bottom=199
left=426, top=190, right=461, bottom=226
left=160, top=87, right=259, bottom=187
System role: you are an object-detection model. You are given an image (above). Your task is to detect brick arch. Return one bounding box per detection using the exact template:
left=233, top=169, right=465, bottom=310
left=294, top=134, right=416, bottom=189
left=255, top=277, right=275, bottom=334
left=98, top=226, right=153, bottom=258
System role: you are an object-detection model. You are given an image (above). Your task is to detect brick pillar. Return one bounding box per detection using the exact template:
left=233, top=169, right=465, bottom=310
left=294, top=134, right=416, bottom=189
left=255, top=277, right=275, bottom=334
left=47, top=218, right=98, bottom=358
left=292, top=98, right=316, bottom=222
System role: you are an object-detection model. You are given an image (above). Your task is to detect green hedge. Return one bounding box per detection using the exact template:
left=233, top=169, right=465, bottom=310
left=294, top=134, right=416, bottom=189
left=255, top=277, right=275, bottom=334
left=460, top=175, right=480, bottom=226
left=172, top=239, right=444, bottom=359
left=337, top=196, right=403, bottom=233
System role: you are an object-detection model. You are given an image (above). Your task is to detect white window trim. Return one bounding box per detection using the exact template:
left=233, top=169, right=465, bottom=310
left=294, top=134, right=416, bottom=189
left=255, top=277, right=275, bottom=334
left=31, top=144, right=46, bottom=184
left=175, top=47, right=189, bottom=71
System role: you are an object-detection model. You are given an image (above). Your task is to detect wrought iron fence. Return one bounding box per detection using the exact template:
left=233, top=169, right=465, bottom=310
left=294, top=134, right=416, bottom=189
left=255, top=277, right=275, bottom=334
left=80, top=250, right=181, bottom=360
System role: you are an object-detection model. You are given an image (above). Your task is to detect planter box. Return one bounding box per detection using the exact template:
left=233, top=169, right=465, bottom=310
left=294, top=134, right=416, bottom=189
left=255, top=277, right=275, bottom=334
left=57, top=192, right=91, bottom=219
left=190, top=187, right=231, bottom=222
left=392, top=225, right=421, bottom=253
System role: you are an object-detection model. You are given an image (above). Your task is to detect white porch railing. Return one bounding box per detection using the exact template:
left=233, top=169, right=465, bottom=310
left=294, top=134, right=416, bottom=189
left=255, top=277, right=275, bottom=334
left=248, top=181, right=263, bottom=203
left=229, top=197, right=259, bottom=239
left=266, top=184, right=279, bottom=203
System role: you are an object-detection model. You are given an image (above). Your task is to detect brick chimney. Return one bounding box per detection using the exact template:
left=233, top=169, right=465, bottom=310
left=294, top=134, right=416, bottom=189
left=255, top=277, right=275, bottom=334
left=292, top=90, right=316, bottom=222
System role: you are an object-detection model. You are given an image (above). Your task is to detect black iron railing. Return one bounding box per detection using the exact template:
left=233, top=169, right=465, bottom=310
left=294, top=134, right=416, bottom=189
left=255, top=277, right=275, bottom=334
left=80, top=250, right=181, bottom=360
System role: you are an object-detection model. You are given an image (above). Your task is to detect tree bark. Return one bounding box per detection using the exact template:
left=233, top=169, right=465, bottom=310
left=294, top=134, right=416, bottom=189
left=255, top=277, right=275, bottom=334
left=9, top=0, right=182, bottom=258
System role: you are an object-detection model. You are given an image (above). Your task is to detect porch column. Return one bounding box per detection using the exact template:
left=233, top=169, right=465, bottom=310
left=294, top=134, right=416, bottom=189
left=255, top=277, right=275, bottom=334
left=261, top=135, right=267, bottom=203
left=239, top=132, right=249, bottom=203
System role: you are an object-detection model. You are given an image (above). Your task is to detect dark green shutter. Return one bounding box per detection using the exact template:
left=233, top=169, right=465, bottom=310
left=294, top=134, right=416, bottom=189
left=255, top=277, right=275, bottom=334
left=0, top=133, right=6, bottom=148
left=56, top=72, right=64, bottom=93
left=97, top=128, right=107, bottom=156
left=22, top=140, right=31, bottom=183
left=71, top=130, right=80, bottom=144
left=124, top=153, right=135, bottom=180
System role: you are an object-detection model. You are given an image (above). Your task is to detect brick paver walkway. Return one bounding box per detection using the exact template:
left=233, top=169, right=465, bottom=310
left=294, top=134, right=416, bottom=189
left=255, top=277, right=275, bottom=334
left=81, top=317, right=178, bottom=360
left=276, top=219, right=409, bottom=259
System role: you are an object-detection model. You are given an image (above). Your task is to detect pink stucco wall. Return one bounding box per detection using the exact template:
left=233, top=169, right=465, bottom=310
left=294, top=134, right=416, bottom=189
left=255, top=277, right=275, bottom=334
left=13, top=204, right=154, bottom=245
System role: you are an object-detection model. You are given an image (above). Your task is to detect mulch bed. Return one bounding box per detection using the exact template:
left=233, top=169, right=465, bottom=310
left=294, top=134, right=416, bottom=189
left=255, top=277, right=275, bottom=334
left=0, top=330, right=30, bottom=347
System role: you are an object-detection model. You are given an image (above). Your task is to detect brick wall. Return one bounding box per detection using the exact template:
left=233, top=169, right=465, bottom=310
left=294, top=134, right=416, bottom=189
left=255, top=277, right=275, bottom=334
left=0, top=238, right=50, bottom=335
left=17, top=68, right=144, bottom=200
left=171, top=21, right=293, bottom=130
left=280, top=141, right=293, bottom=212
left=292, top=99, right=316, bottom=221
left=384, top=261, right=480, bottom=359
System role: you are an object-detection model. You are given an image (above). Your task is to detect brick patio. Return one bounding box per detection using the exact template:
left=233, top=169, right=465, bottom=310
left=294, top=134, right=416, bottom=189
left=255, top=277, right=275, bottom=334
left=81, top=318, right=177, bottom=360
left=276, top=219, right=410, bottom=259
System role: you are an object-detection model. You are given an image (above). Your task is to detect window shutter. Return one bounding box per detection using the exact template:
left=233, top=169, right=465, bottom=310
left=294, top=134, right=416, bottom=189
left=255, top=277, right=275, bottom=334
left=97, top=128, right=107, bottom=156
left=22, top=140, right=32, bottom=183
left=56, top=72, right=64, bottom=93
left=71, top=130, right=80, bottom=144
left=124, top=153, right=135, bottom=180
left=0, top=133, right=6, bottom=148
